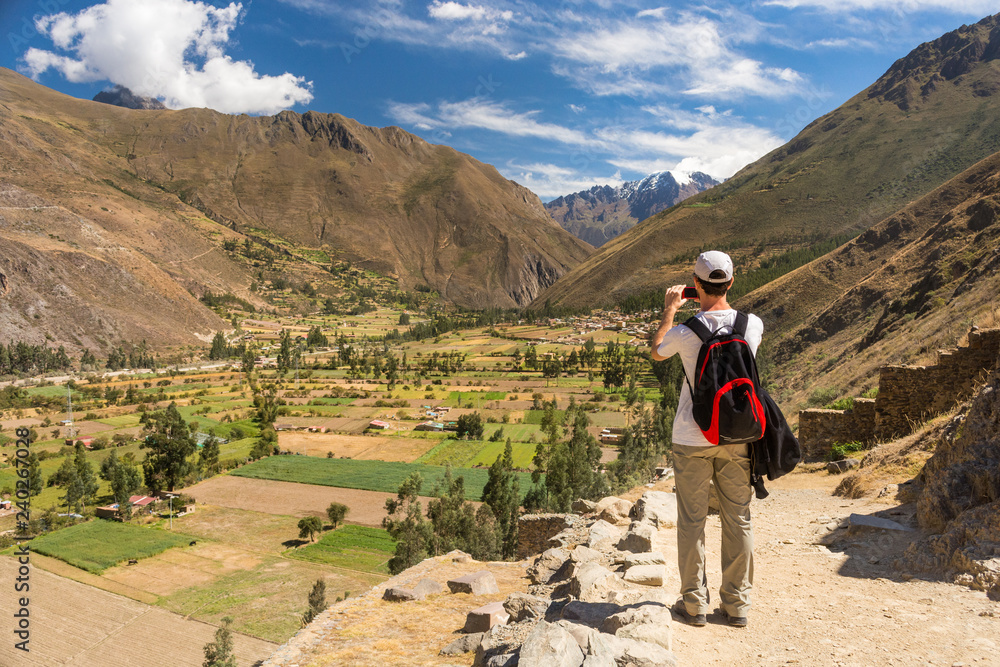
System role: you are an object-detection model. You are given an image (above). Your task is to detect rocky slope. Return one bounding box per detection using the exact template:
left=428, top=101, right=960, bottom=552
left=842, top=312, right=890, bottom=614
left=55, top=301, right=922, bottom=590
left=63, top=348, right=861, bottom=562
left=93, top=85, right=166, bottom=110
left=536, top=13, right=1000, bottom=309
left=545, top=172, right=718, bottom=247
left=0, top=67, right=592, bottom=352
left=738, top=145, right=1000, bottom=410
left=900, top=363, right=1000, bottom=599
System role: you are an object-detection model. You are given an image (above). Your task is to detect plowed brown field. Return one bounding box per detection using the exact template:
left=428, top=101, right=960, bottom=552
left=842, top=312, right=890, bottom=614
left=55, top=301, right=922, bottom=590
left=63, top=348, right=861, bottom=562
left=0, top=558, right=276, bottom=667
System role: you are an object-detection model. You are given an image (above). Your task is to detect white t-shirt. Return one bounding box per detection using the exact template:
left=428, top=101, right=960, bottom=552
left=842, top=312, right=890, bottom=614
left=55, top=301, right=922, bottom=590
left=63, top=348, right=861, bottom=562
left=656, top=309, right=764, bottom=447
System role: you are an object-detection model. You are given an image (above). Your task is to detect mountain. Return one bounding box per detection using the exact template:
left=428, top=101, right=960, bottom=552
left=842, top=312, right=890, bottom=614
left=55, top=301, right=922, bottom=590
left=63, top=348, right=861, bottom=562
left=534, top=13, right=1000, bottom=310
left=545, top=171, right=719, bottom=247
left=93, top=85, right=166, bottom=110
left=746, top=146, right=1000, bottom=411
left=0, top=68, right=592, bottom=352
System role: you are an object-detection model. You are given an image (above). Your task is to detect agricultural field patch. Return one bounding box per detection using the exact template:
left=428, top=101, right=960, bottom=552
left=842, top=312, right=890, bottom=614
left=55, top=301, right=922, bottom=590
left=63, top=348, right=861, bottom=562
left=286, top=524, right=396, bottom=573
left=470, top=441, right=538, bottom=469
left=28, top=520, right=195, bottom=573
left=102, top=541, right=261, bottom=596
left=0, top=559, right=277, bottom=667
left=230, top=455, right=536, bottom=500
left=181, top=475, right=407, bottom=526
left=279, top=431, right=440, bottom=462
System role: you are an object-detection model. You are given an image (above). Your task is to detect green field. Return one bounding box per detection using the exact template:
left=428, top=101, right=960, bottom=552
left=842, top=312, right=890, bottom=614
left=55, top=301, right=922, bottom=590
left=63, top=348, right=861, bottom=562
left=470, top=441, right=537, bottom=469
left=285, top=524, right=396, bottom=573
left=28, top=520, right=194, bottom=573
left=230, top=455, right=537, bottom=501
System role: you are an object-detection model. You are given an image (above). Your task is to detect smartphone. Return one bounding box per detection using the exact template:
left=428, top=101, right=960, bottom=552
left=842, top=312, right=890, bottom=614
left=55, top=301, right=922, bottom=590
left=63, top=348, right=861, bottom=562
left=682, top=286, right=699, bottom=300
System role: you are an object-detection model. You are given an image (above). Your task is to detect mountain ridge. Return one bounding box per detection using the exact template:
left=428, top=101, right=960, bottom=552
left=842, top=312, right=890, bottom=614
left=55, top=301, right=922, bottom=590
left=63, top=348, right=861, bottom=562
left=545, top=171, right=718, bottom=247
left=533, top=13, right=1000, bottom=310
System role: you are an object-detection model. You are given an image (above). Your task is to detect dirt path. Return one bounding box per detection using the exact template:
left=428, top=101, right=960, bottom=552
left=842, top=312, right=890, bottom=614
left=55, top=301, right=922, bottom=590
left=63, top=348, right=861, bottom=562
left=665, top=470, right=1000, bottom=666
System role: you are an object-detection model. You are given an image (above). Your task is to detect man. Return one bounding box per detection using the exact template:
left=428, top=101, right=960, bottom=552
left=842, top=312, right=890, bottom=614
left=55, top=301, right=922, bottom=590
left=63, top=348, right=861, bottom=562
left=650, top=250, right=763, bottom=629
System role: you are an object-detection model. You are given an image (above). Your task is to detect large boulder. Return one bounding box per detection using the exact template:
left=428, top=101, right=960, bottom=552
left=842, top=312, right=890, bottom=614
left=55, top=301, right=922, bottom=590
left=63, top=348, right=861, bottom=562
left=560, top=600, right=623, bottom=628
left=587, top=520, right=623, bottom=552
left=588, top=632, right=678, bottom=667
left=503, top=592, right=550, bottom=622
left=569, top=561, right=620, bottom=603
left=633, top=491, right=678, bottom=529
left=518, top=620, right=585, bottom=667
left=464, top=601, right=510, bottom=633
left=440, top=631, right=485, bottom=656
left=595, top=497, right=634, bottom=525
left=572, top=498, right=597, bottom=513
left=622, top=564, right=665, bottom=587
left=528, top=547, right=571, bottom=585
left=413, top=578, right=445, bottom=598
left=621, top=552, right=667, bottom=568
left=616, top=521, right=654, bottom=553
left=382, top=587, right=419, bottom=602
left=601, top=604, right=673, bottom=651
left=448, top=570, right=500, bottom=595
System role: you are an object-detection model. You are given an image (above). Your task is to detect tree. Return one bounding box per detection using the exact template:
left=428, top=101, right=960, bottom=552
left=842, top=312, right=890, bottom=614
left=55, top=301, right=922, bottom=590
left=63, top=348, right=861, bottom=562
left=301, top=578, right=327, bottom=626
left=383, top=472, right=433, bottom=575
left=306, top=326, right=328, bottom=348
left=398, top=312, right=410, bottom=325
left=241, top=343, right=255, bottom=384
left=326, top=502, right=349, bottom=529
left=51, top=456, right=82, bottom=512
left=209, top=333, right=228, bottom=360
left=524, top=345, right=538, bottom=370
left=26, top=451, right=43, bottom=497
left=201, top=436, right=221, bottom=473
left=298, top=516, right=323, bottom=542
left=202, top=616, right=237, bottom=667
left=425, top=468, right=499, bottom=562
left=277, top=329, right=293, bottom=373
left=140, top=403, right=196, bottom=494
left=544, top=409, right=606, bottom=512
left=456, top=412, right=484, bottom=440
left=481, top=440, right=520, bottom=560
left=602, top=341, right=627, bottom=389
left=99, top=449, right=143, bottom=511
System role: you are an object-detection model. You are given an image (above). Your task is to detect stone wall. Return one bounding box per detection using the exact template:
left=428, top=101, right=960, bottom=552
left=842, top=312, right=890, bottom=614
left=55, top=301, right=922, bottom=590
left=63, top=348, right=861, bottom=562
left=798, top=328, right=1000, bottom=457
left=517, top=514, right=573, bottom=559
left=798, top=398, right=876, bottom=458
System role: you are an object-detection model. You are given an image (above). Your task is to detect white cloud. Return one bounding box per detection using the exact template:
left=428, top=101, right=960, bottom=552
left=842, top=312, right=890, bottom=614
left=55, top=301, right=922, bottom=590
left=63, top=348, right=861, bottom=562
left=803, top=37, right=878, bottom=49
left=21, top=0, right=313, bottom=115
left=388, top=98, right=598, bottom=147
left=762, top=0, right=997, bottom=12
left=428, top=1, right=512, bottom=22
left=551, top=13, right=805, bottom=98
left=501, top=161, right=625, bottom=200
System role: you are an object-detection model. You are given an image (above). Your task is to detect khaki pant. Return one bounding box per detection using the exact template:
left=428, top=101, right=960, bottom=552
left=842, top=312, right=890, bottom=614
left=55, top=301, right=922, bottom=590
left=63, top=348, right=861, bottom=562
left=673, top=443, right=754, bottom=618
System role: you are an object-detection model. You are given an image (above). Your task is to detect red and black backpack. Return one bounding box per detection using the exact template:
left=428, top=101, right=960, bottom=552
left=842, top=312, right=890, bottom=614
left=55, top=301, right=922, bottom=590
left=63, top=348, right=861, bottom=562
left=682, top=312, right=766, bottom=446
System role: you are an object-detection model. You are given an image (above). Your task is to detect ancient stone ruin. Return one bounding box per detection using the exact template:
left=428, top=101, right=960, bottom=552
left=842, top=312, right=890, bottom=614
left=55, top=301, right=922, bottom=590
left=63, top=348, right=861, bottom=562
left=799, top=328, right=1000, bottom=457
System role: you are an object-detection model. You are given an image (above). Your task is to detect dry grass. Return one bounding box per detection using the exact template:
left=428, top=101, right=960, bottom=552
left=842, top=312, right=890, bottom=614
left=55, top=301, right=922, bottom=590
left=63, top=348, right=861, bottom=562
left=833, top=411, right=951, bottom=500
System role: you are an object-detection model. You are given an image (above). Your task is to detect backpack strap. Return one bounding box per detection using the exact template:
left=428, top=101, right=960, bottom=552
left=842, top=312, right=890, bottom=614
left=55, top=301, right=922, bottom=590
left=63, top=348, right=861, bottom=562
left=733, top=311, right=749, bottom=337
left=682, top=316, right=712, bottom=343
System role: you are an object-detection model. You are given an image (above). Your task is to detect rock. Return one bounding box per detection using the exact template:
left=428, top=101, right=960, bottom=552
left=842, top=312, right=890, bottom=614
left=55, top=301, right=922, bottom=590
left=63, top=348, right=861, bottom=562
left=482, top=653, right=518, bottom=667
left=590, top=632, right=677, bottom=667
left=549, top=528, right=581, bottom=549
left=587, top=520, right=623, bottom=551
left=607, top=587, right=672, bottom=607
left=518, top=620, right=584, bottom=667
left=561, top=600, right=623, bottom=628
left=827, top=458, right=861, bottom=474
left=569, top=561, right=620, bottom=603
left=528, top=548, right=571, bottom=585
left=382, top=587, right=419, bottom=602
left=413, top=578, right=445, bottom=598
left=503, top=592, right=549, bottom=622
left=600, top=604, right=671, bottom=633
left=572, top=498, right=597, bottom=513
left=877, top=483, right=900, bottom=498
left=633, top=491, right=678, bottom=529
left=449, top=549, right=474, bottom=563
left=621, top=552, right=667, bottom=568
left=449, top=570, right=501, bottom=595
left=552, top=620, right=594, bottom=651
left=617, top=521, right=655, bottom=553
left=597, top=497, right=634, bottom=525
left=847, top=513, right=913, bottom=532
left=464, top=601, right=510, bottom=633
left=623, top=564, right=665, bottom=587
left=601, top=605, right=673, bottom=651
left=569, top=545, right=604, bottom=564
left=441, top=632, right=486, bottom=655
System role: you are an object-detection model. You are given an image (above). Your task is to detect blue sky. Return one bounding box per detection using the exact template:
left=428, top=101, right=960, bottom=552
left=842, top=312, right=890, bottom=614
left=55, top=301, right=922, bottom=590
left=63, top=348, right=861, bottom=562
left=1, top=0, right=996, bottom=199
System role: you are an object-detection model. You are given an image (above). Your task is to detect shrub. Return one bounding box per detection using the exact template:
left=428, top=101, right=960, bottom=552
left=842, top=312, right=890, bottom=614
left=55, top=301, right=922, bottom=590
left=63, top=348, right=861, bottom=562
left=808, top=387, right=840, bottom=407
left=824, top=397, right=855, bottom=411
left=828, top=441, right=868, bottom=461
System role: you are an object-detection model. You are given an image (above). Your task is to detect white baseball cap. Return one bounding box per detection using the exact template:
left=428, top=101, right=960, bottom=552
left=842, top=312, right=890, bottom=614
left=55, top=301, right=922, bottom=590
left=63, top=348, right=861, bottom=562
left=694, top=251, right=733, bottom=283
